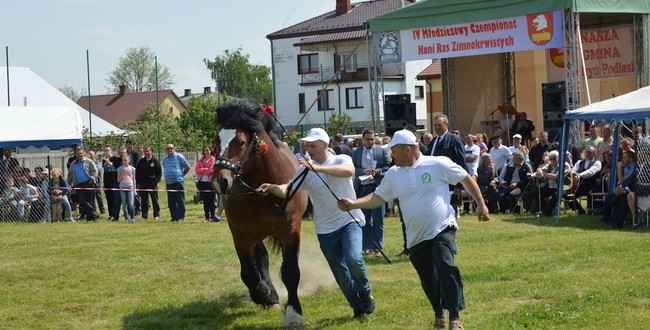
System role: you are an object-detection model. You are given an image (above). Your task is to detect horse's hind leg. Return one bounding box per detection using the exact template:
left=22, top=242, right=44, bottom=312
left=253, top=243, right=280, bottom=306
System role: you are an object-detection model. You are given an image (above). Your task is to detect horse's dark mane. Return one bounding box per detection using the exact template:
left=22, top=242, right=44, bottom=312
left=215, top=99, right=282, bottom=147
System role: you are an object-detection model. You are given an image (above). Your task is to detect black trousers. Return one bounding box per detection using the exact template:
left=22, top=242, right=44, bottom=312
left=409, top=227, right=465, bottom=317
left=139, top=182, right=160, bottom=219
left=197, top=181, right=216, bottom=219
left=601, top=192, right=629, bottom=228
left=75, top=181, right=98, bottom=220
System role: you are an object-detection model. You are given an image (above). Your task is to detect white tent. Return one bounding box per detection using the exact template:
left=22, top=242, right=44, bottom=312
left=0, top=106, right=82, bottom=148
left=0, top=67, right=124, bottom=136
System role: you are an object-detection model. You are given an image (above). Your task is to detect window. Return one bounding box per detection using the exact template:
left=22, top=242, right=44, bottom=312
left=346, top=87, right=363, bottom=109
left=317, top=89, right=334, bottom=111
left=298, top=93, right=306, bottom=113
left=335, top=52, right=358, bottom=72
left=298, top=53, right=319, bottom=74
left=415, top=85, right=424, bottom=99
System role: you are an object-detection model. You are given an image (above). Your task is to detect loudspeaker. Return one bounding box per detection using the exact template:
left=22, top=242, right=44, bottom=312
left=384, top=103, right=416, bottom=136
left=542, top=82, right=567, bottom=113
left=384, top=94, right=411, bottom=104
left=543, top=111, right=564, bottom=143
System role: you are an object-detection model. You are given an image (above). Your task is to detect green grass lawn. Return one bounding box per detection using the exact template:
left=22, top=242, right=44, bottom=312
left=1, top=183, right=649, bottom=329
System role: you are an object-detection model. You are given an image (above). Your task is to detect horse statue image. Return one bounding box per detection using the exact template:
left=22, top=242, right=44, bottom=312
left=212, top=99, right=308, bottom=329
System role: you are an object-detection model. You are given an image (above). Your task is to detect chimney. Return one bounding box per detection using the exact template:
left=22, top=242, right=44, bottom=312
left=119, top=84, right=127, bottom=94
left=203, top=86, right=212, bottom=96
left=184, top=88, right=192, bottom=97
left=336, top=0, right=351, bottom=16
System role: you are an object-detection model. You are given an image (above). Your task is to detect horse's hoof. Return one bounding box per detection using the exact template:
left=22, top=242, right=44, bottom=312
left=267, top=303, right=281, bottom=310
left=283, top=305, right=304, bottom=330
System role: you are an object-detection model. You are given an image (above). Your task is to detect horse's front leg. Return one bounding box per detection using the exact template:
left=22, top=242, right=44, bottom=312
left=253, top=242, right=280, bottom=307
left=281, top=234, right=303, bottom=330
left=235, top=241, right=278, bottom=307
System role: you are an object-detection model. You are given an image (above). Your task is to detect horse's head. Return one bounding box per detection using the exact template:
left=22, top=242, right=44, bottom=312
left=212, top=129, right=266, bottom=195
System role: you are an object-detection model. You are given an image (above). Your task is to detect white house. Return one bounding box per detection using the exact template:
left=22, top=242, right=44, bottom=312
left=267, top=0, right=431, bottom=133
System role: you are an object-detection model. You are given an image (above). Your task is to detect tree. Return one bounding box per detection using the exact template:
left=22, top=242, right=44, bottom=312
left=326, top=113, right=356, bottom=136
left=121, top=104, right=184, bottom=152
left=59, top=84, right=87, bottom=102
left=178, top=96, right=220, bottom=151
left=204, top=48, right=272, bottom=103
left=106, top=46, right=174, bottom=93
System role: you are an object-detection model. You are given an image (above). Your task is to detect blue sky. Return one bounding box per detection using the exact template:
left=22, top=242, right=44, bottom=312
left=1, top=0, right=333, bottom=96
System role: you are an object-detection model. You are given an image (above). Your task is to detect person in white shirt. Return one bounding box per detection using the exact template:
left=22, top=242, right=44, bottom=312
left=489, top=136, right=512, bottom=176
left=337, top=129, right=489, bottom=330
left=570, top=146, right=602, bottom=214
left=259, top=128, right=376, bottom=319
left=464, top=134, right=480, bottom=177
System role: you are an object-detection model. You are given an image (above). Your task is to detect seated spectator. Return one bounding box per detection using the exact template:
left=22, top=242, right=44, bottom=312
left=50, top=168, right=74, bottom=222
left=598, top=150, right=613, bottom=189
left=0, top=175, right=20, bottom=221
left=489, top=136, right=512, bottom=176
left=592, top=151, right=636, bottom=228
left=16, top=176, right=39, bottom=222
left=527, top=151, right=572, bottom=216
left=497, top=151, right=532, bottom=213
left=571, top=146, right=602, bottom=214
left=477, top=153, right=499, bottom=213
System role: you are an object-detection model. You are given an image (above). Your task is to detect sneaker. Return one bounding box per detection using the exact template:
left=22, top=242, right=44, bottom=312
left=212, top=215, right=221, bottom=222
left=449, top=319, right=464, bottom=330
left=434, top=316, right=447, bottom=329
left=69, top=218, right=76, bottom=223
left=108, top=216, right=114, bottom=221
left=359, top=292, right=375, bottom=314
left=154, top=216, right=160, bottom=220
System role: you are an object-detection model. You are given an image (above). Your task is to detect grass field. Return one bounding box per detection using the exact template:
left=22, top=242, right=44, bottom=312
left=1, top=182, right=649, bottom=329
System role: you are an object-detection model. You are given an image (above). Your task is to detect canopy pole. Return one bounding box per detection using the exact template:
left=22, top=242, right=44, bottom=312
left=86, top=50, right=93, bottom=147
left=575, top=13, right=591, bottom=105
left=5, top=46, right=10, bottom=106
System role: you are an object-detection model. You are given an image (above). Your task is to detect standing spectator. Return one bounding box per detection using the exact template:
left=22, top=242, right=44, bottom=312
left=421, top=132, right=434, bottom=154
left=477, top=153, right=499, bottom=213
left=475, top=133, right=488, bottom=155
left=464, top=134, right=480, bottom=177
left=67, top=147, right=99, bottom=221
left=136, top=146, right=162, bottom=220
left=162, top=144, right=190, bottom=222
left=509, top=134, right=529, bottom=161
left=332, top=133, right=352, bottom=156
left=488, top=137, right=512, bottom=176
left=87, top=150, right=105, bottom=214
left=428, top=115, right=469, bottom=215
left=352, top=128, right=391, bottom=256
left=117, top=155, right=137, bottom=223
left=571, top=147, right=602, bottom=214
left=102, top=146, right=121, bottom=221
left=2, top=148, right=20, bottom=175
left=529, top=131, right=553, bottom=171
left=337, top=129, right=489, bottom=330
left=511, top=112, right=535, bottom=145
left=125, top=138, right=141, bottom=215
left=195, top=146, right=218, bottom=223
left=258, top=128, right=376, bottom=319
left=583, top=126, right=602, bottom=151
left=595, top=125, right=614, bottom=162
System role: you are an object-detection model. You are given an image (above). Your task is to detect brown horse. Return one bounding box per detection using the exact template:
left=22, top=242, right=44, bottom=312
left=212, top=99, right=307, bottom=329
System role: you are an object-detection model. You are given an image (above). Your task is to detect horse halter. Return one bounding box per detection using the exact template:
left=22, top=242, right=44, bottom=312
left=214, top=132, right=261, bottom=195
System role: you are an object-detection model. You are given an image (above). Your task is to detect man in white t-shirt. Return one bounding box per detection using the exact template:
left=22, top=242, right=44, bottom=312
left=489, top=136, right=512, bottom=176
left=259, top=128, right=375, bottom=319
left=338, top=129, right=489, bottom=330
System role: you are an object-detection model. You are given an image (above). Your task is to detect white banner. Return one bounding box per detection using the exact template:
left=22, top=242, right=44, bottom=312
left=398, top=11, right=564, bottom=62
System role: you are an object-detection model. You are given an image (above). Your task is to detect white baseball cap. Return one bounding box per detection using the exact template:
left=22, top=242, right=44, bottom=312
left=384, top=129, right=418, bottom=148
left=513, top=134, right=522, bottom=139
left=299, top=128, right=330, bottom=144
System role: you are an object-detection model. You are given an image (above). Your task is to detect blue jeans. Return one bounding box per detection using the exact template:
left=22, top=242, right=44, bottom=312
left=358, top=184, right=384, bottom=252
left=166, top=182, right=185, bottom=220
left=119, top=189, right=135, bottom=220
left=317, top=222, right=371, bottom=313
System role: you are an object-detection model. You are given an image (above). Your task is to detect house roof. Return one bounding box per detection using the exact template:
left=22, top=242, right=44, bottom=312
left=416, top=61, right=441, bottom=80
left=294, top=30, right=367, bottom=46
left=267, top=0, right=411, bottom=40
left=77, top=90, right=183, bottom=126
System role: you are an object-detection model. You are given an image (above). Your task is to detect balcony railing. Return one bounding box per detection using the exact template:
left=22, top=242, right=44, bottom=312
left=300, top=62, right=403, bottom=84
